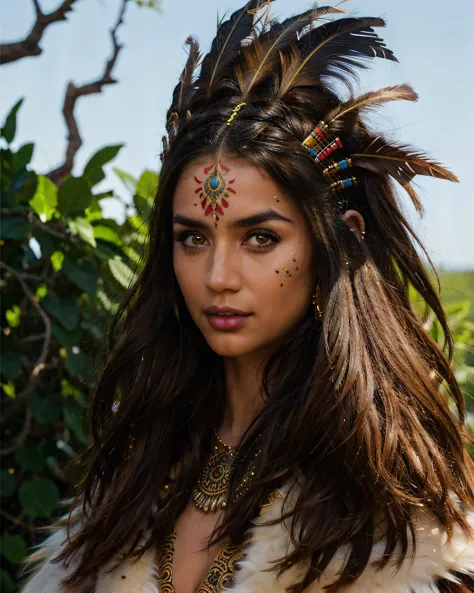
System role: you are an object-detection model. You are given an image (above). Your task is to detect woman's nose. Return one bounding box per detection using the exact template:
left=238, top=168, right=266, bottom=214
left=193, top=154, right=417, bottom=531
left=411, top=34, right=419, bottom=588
left=205, top=243, right=241, bottom=293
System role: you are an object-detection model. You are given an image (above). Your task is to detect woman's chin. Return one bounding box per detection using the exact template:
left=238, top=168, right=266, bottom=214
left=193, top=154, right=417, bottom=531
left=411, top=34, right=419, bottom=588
left=204, top=333, right=261, bottom=358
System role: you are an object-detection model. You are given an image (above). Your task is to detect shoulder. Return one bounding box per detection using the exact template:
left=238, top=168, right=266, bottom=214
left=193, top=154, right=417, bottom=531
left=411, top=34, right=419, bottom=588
left=232, top=481, right=474, bottom=593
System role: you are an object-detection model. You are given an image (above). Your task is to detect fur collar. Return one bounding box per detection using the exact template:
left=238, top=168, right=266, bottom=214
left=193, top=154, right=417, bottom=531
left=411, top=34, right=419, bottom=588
left=19, top=481, right=474, bottom=593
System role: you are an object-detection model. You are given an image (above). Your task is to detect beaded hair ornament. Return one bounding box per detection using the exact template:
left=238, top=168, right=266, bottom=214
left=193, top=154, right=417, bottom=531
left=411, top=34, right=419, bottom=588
left=159, top=0, right=458, bottom=217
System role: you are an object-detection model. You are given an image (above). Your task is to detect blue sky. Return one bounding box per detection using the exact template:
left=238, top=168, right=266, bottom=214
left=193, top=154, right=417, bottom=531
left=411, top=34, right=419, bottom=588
left=1, top=0, right=473, bottom=269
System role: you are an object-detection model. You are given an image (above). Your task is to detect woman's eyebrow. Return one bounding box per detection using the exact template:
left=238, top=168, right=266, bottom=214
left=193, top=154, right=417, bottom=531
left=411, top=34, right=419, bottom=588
left=172, top=209, right=293, bottom=230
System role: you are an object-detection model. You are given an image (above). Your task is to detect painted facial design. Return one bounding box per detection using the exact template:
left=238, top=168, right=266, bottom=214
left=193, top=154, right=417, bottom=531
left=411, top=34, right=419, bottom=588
left=194, top=161, right=236, bottom=222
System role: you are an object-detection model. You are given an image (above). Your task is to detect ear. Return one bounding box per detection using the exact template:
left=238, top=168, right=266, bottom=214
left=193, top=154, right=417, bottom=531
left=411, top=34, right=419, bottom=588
left=341, top=209, right=366, bottom=243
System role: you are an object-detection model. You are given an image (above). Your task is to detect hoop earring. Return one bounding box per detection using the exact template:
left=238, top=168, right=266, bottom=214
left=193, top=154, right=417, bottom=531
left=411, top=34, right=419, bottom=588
left=311, top=286, right=323, bottom=320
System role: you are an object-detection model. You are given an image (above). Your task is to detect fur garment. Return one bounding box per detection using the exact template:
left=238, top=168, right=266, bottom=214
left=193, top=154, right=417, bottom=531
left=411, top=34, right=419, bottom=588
left=18, top=480, right=474, bottom=593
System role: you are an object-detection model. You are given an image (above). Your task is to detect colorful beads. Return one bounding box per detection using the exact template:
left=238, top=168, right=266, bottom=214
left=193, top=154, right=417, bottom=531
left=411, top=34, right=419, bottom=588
left=329, top=176, right=358, bottom=192
left=323, top=158, right=353, bottom=177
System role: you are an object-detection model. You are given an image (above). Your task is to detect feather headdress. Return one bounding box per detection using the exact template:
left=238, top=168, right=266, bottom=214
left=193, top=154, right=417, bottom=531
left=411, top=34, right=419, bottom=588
left=159, top=0, right=458, bottom=213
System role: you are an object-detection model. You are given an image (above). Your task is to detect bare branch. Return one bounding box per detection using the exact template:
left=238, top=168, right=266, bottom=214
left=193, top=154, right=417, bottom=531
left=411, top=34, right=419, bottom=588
left=47, top=0, right=130, bottom=184
left=0, top=0, right=79, bottom=66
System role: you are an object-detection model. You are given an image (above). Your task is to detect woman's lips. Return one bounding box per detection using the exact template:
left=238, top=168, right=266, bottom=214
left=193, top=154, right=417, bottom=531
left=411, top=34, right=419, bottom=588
left=206, top=313, right=252, bottom=331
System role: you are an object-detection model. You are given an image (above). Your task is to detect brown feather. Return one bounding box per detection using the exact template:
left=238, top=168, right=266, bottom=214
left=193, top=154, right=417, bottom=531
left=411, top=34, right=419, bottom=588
left=350, top=135, right=459, bottom=214
left=325, top=84, right=419, bottom=132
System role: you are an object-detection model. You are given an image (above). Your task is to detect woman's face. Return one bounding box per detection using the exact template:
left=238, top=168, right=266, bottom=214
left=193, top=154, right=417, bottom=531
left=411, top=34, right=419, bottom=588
left=172, top=156, right=315, bottom=359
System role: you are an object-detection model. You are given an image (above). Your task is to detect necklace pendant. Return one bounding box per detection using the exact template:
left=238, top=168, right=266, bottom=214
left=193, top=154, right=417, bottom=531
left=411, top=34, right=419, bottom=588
left=192, top=432, right=236, bottom=513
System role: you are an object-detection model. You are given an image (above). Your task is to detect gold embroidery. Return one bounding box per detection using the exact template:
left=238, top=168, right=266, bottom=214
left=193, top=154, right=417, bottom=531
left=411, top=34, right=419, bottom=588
left=156, top=530, right=246, bottom=593
left=156, top=488, right=283, bottom=592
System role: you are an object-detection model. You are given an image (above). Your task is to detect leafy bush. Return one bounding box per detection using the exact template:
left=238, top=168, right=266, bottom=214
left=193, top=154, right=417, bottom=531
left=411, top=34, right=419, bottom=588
left=0, top=100, right=156, bottom=591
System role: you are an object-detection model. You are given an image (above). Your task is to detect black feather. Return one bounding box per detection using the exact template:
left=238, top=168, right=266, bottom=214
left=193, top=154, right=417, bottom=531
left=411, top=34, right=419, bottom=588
left=198, top=0, right=263, bottom=93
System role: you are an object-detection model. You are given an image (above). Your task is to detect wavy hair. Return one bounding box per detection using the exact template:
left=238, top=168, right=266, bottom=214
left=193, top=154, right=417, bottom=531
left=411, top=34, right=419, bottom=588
left=23, top=3, right=474, bottom=592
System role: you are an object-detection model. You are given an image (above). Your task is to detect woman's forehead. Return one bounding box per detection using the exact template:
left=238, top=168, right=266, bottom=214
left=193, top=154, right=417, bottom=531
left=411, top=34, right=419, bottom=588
left=172, top=156, right=295, bottom=218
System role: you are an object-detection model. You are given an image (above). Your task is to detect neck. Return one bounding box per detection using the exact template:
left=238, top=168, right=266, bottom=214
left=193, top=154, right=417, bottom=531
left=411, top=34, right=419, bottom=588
left=218, top=351, right=269, bottom=448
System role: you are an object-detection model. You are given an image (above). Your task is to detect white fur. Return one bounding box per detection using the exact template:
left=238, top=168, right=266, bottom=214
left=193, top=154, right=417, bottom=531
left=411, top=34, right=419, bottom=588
left=19, top=482, right=474, bottom=593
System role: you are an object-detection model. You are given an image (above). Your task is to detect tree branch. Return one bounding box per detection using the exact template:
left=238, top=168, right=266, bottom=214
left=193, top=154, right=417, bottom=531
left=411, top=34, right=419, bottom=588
left=0, top=0, right=79, bottom=66
left=47, top=0, right=130, bottom=184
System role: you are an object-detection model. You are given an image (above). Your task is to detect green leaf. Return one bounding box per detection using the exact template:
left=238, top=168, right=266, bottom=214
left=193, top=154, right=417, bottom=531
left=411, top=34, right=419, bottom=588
left=30, top=391, right=62, bottom=425
left=93, top=224, right=122, bottom=246
left=35, top=283, right=48, bottom=300
left=113, top=167, right=137, bottom=194
left=134, top=170, right=157, bottom=219
left=29, top=175, right=57, bottom=222
left=50, top=250, right=64, bottom=272
left=62, top=254, right=99, bottom=294
left=136, top=169, right=158, bottom=200
left=42, top=295, right=79, bottom=330
left=0, top=352, right=21, bottom=379
left=52, top=321, right=83, bottom=347
left=15, top=445, right=45, bottom=472
left=1, top=98, right=24, bottom=144
left=63, top=402, right=89, bottom=444
left=57, top=176, right=93, bottom=216
left=5, top=305, right=21, bottom=328
left=19, top=476, right=60, bottom=517
left=85, top=195, right=104, bottom=222
left=65, top=349, right=95, bottom=380
left=97, top=289, right=119, bottom=314
left=0, top=534, right=27, bottom=564
left=13, top=170, right=38, bottom=204
left=13, top=143, right=34, bottom=175
left=67, top=216, right=96, bottom=247
left=0, top=216, right=30, bottom=240
left=83, top=144, right=123, bottom=187
left=0, top=569, right=14, bottom=593
left=108, top=257, right=136, bottom=288
left=2, top=380, right=16, bottom=399
left=0, top=470, right=15, bottom=498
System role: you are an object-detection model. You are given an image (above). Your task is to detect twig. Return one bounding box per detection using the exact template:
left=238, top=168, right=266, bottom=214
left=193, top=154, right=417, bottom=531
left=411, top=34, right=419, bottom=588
left=47, top=0, right=130, bottom=184
left=0, top=408, right=33, bottom=457
left=0, top=261, right=52, bottom=410
left=0, top=0, right=79, bottom=65
left=1, top=509, right=30, bottom=533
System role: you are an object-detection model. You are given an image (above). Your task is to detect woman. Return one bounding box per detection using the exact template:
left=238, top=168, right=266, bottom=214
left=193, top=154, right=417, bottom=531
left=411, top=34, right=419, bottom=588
left=19, top=2, right=474, bottom=592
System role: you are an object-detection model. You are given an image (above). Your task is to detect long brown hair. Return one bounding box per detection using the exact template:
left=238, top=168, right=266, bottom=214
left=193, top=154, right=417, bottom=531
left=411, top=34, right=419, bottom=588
left=23, top=3, right=474, bottom=592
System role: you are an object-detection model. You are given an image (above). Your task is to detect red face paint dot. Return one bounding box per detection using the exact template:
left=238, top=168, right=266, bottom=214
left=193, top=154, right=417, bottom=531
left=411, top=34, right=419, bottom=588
left=280, top=283, right=283, bottom=287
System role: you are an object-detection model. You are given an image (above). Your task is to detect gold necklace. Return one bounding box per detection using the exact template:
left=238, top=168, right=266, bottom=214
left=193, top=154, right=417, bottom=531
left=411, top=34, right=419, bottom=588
left=191, top=429, right=262, bottom=512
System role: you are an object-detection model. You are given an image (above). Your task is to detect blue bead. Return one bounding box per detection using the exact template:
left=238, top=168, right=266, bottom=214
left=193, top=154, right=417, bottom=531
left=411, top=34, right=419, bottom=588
left=209, top=176, right=220, bottom=190
left=309, top=149, right=317, bottom=158
left=338, top=159, right=349, bottom=170
left=342, top=178, right=354, bottom=188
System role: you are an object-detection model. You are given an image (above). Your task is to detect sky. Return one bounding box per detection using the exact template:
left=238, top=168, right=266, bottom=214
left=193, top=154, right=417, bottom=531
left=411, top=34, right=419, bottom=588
left=1, top=0, right=473, bottom=269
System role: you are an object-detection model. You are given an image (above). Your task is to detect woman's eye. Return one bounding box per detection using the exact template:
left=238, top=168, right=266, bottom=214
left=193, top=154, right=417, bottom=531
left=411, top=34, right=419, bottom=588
left=245, top=230, right=281, bottom=251
left=175, top=229, right=280, bottom=252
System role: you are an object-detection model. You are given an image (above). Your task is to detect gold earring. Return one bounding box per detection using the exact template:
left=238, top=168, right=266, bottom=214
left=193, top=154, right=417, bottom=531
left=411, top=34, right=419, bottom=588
left=312, top=287, right=323, bottom=320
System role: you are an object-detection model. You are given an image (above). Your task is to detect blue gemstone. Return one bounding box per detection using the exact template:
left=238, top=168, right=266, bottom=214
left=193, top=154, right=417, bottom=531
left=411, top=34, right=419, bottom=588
left=209, top=176, right=220, bottom=190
